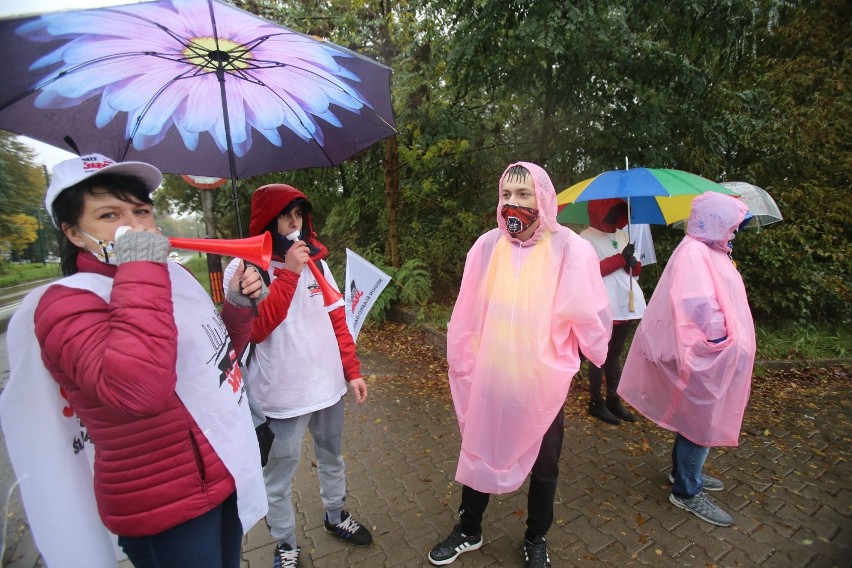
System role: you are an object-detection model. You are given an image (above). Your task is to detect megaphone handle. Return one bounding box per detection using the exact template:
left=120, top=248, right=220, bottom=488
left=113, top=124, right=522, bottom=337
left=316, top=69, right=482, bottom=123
left=242, top=260, right=260, bottom=317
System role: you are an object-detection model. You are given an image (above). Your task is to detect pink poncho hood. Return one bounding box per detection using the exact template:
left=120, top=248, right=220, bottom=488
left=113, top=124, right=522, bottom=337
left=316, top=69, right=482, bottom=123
left=618, top=192, right=755, bottom=446
left=447, top=162, right=612, bottom=493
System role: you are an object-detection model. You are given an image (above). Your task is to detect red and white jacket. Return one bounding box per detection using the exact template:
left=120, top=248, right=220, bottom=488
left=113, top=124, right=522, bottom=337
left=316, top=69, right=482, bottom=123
left=34, top=252, right=254, bottom=537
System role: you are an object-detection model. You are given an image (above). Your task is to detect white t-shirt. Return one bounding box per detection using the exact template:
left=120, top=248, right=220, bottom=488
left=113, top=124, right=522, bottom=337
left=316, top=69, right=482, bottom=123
left=225, top=258, right=347, bottom=419
left=579, top=227, right=646, bottom=320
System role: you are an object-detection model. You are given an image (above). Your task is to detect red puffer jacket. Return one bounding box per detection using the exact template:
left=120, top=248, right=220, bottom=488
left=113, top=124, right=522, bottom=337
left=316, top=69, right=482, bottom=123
left=34, top=253, right=253, bottom=537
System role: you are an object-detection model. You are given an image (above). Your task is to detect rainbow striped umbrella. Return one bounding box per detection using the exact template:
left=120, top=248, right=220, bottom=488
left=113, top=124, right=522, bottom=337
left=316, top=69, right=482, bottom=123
left=557, top=168, right=737, bottom=225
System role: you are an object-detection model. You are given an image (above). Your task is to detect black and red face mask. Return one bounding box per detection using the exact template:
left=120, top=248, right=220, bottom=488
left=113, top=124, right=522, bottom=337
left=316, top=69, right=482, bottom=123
left=501, top=204, right=539, bottom=235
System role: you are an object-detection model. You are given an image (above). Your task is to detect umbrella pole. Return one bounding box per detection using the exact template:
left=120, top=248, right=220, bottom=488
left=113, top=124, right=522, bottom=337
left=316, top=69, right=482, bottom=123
left=207, top=0, right=244, bottom=239
left=627, top=196, right=635, bottom=312
left=216, top=70, right=244, bottom=239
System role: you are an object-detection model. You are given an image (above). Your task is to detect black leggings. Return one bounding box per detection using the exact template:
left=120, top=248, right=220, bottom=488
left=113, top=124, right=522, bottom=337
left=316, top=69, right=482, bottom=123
left=458, top=409, right=565, bottom=541
left=588, top=322, right=634, bottom=403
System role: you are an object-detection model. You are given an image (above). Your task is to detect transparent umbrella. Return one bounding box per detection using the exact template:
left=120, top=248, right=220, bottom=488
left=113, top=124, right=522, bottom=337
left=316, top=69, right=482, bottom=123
left=722, top=182, right=783, bottom=228
left=672, top=181, right=783, bottom=230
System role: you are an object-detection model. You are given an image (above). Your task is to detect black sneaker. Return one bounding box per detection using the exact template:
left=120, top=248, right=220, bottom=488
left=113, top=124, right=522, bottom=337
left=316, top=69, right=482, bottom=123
left=323, top=510, right=372, bottom=547
left=428, top=524, right=483, bottom=565
left=273, top=543, right=299, bottom=568
left=523, top=536, right=551, bottom=568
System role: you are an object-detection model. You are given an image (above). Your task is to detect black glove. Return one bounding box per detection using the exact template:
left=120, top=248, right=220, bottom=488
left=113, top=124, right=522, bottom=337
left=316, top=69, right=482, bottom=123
left=626, top=255, right=638, bottom=269
left=621, top=243, right=635, bottom=262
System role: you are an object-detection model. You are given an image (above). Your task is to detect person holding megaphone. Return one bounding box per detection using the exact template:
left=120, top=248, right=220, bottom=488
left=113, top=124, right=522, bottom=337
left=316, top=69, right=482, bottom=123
left=223, top=184, right=371, bottom=568
left=4, top=154, right=271, bottom=567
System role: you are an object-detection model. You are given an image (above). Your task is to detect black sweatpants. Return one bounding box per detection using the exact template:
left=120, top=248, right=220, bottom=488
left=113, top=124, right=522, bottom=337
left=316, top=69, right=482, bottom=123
left=458, top=408, right=565, bottom=541
left=588, top=322, right=634, bottom=403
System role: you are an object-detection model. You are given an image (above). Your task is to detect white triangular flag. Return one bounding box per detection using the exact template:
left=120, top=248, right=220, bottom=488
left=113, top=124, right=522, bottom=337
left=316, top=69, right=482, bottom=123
left=629, top=223, right=657, bottom=265
left=344, top=249, right=392, bottom=343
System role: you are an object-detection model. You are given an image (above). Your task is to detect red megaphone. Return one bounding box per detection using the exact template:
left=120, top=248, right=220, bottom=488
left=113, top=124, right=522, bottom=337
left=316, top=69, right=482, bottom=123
left=169, top=233, right=272, bottom=270
left=286, top=231, right=343, bottom=307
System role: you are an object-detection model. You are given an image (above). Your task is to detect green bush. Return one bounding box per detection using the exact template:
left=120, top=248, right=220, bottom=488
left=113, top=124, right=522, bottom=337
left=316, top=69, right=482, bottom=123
left=353, top=257, right=433, bottom=323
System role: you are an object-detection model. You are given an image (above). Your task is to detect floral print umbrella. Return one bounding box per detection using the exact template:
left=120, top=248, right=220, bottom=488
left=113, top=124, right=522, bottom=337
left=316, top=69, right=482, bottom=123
left=0, top=0, right=396, bottom=234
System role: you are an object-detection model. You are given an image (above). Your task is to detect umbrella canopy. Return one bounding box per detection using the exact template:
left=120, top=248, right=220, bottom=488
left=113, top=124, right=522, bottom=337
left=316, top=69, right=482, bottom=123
left=671, top=181, right=783, bottom=230
left=557, top=168, right=737, bottom=226
left=0, top=0, right=397, bottom=233
left=721, top=181, right=783, bottom=228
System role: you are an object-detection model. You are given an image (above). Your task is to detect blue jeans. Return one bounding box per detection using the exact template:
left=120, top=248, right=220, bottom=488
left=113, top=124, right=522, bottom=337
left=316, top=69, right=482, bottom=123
left=118, top=491, right=242, bottom=568
left=671, top=434, right=710, bottom=498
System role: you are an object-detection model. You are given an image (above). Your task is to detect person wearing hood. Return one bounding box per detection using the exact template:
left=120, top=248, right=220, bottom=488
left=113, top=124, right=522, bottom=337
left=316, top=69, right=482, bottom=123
left=618, top=192, right=755, bottom=527
left=579, top=198, right=647, bottom=425
left=428, top=163, right=611, bottom=568
left=223, top=184, right=371, bottom=568
left=7, top=154, right=269, bottom=567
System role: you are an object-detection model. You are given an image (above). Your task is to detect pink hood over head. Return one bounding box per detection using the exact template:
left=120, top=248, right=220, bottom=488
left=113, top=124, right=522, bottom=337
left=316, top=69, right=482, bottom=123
left=495, top=162, right=559, bottom=242
left=686, top=192, right=749, bottom=252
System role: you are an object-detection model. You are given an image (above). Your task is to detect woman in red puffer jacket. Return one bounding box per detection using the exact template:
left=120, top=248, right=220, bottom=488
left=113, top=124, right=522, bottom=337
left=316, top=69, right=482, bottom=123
left=27, top=153, right=269, bottom=567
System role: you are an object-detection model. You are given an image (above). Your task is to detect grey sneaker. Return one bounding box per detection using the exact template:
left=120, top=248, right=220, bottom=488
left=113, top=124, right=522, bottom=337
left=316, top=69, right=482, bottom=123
left=669, top=492, right=733, bottom=526
left=668, top=472, right=724, bottom=491
left=428, top=524, right=483, bottom=565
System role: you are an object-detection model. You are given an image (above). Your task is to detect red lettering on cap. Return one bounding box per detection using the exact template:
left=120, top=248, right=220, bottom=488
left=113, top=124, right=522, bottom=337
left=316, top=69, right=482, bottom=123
left=82, top=158, right=114, bottom=170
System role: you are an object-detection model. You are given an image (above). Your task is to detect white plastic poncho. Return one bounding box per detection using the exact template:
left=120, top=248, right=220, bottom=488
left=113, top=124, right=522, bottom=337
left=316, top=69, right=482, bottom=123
left=447, top=162, right=612, bottom=494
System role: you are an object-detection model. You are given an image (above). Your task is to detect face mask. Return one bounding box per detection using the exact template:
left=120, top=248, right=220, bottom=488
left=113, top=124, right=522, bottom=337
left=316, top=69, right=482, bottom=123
left=77, top=228, right=117, bottom=265
left=501, top=204, right=539, bottom=236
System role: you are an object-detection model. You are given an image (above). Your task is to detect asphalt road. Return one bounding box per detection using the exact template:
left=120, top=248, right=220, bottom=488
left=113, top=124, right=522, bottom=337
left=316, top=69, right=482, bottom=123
left=0, top=328, right=29, bottom=566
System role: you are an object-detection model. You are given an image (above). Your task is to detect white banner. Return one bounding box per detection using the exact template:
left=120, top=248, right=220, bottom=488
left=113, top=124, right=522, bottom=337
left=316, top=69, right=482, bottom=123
left=344, top=249, right=392, bottom=343
left=0, top=267, right=266, bottom=568
left=1, top=282, right=121, bottom=568
left=628, top=223, right=657, bottom=265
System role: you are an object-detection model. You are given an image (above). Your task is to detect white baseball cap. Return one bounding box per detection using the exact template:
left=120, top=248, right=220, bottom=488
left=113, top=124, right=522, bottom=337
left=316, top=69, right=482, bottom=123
left=45, top=153, right=163, bottom=224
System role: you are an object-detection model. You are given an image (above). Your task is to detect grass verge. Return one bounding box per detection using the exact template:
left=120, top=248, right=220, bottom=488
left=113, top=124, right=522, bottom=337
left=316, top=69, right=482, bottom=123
left=1, top=260, right=847, bottom=363
left=0, top=262, right=62, bottom=287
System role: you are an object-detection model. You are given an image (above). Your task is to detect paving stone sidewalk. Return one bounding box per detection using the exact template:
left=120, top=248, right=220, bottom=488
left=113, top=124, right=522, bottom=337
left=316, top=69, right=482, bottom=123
left=240, top=343, right=851, bottom=568
left=7, top=332, right=850, bottom=567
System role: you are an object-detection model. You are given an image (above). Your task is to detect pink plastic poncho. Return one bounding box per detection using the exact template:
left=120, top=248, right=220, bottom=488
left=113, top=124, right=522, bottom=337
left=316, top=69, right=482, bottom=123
left=447, top=162, right=612, bottom=494
left=618, top=192, right=756, bottom=447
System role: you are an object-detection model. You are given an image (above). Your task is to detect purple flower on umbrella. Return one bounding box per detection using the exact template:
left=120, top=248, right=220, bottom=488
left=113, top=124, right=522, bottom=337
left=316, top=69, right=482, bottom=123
left=15, top=0, right=372, bottom=156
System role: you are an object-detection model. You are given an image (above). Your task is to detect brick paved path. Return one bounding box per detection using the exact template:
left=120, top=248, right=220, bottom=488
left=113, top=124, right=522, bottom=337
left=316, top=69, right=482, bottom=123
left=8, top=327, right=849, bottom=567
left=241, top=335, right=851, bottom=568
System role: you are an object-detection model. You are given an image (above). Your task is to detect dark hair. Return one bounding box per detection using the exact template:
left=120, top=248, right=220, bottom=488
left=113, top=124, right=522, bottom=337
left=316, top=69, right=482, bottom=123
left=504, top=165, right=531, bottom=184
left=51, top=174, right=153, bottom=276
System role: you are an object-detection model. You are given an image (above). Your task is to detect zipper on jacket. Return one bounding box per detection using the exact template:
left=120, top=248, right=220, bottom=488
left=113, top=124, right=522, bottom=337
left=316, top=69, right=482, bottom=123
left=188, top=432, right=207, bottom=491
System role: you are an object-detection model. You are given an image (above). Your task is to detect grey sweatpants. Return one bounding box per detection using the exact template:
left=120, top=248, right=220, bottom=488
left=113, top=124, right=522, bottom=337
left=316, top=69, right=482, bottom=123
left=264, top=397, right=346, bottom=547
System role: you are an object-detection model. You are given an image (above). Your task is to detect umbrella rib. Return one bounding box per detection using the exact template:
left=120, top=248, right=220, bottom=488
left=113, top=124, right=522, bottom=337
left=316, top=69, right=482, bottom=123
left=0, top=52, right=162, bottom=112
left=118, top=66, right=211, bottom=160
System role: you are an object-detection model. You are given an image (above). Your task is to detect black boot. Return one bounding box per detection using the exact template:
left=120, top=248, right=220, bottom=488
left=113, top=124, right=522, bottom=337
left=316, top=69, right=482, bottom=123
left=588, top=400, right=621, bottom=425
left=606, top=397, right=637, bottom=422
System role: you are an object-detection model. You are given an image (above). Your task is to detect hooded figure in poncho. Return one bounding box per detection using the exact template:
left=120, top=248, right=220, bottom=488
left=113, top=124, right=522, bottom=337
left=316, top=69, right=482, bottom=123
left=428, top=162, right=611, bottom=567
left=618, top=191, right=755, bottom=527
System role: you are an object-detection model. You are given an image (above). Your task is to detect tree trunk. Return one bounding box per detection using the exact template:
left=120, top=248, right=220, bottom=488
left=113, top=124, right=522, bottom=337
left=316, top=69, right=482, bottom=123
left=378, top=0, right=401, bottom=268
left=384, top=135, right=400, bottom=268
